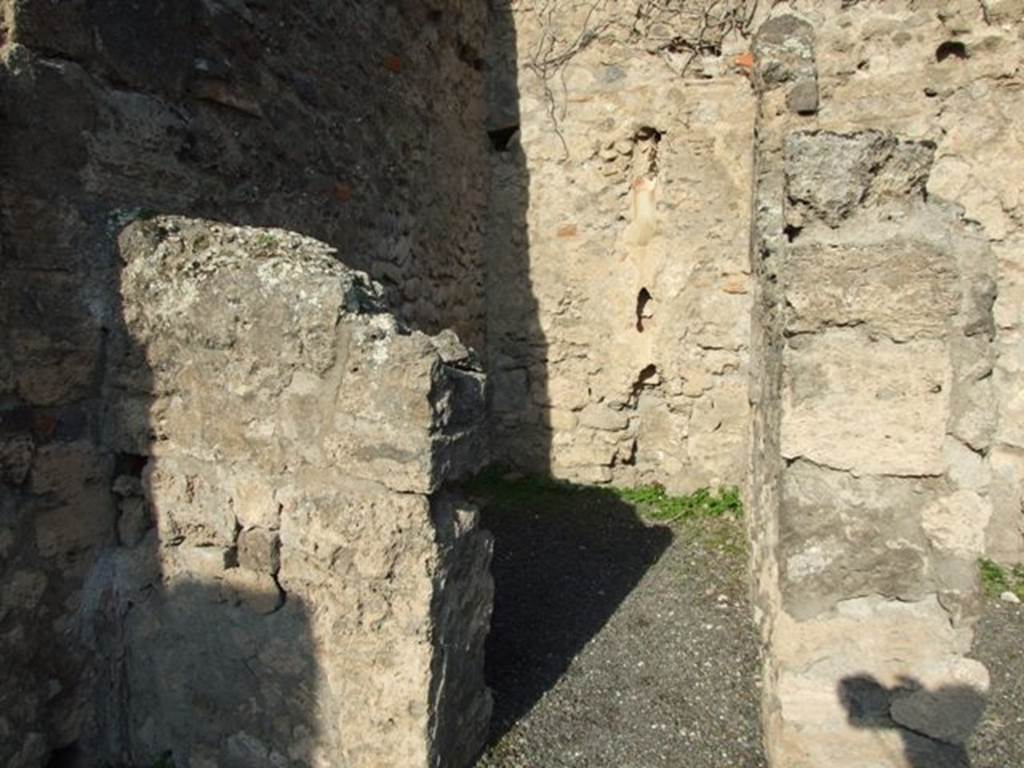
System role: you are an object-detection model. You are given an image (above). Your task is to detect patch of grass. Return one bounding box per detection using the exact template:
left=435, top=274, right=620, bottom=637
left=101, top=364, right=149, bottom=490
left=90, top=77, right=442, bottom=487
left=979, top=558, right=1024, bottom=600
left=613, top=484, right=743, bottom=522
left=464, top=466, right=743, bottom=524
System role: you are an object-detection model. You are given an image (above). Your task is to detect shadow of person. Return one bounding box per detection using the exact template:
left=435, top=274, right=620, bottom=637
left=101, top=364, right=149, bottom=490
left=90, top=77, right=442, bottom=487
left=839, top=674, right=987, bottom=768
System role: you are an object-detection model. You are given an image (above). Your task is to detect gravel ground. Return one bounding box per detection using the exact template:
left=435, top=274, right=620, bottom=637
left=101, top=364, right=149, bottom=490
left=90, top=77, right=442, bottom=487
left=969, top=597, right=1024, bottom=766
left=469, top=479, right=765, bottom=768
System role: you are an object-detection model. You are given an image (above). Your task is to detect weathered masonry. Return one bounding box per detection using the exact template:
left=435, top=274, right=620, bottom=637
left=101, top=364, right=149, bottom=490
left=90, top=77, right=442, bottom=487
left=1, top=0, right=1023, bottom=767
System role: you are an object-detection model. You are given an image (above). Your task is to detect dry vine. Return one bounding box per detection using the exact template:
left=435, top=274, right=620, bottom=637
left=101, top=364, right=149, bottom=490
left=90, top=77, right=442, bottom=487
left=518, top=0, right=759, bottom=160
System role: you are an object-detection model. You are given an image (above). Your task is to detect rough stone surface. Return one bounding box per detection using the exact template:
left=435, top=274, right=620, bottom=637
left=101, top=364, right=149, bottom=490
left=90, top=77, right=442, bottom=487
left=2, top=0, right=1024, bottom=766
left=747, top=3, right=1023, bottom=766
left=0, top=2, right=493, bottom=766
left=486, top=0, right=755, bottom=493
left=103, top=217, right=492, bottom=768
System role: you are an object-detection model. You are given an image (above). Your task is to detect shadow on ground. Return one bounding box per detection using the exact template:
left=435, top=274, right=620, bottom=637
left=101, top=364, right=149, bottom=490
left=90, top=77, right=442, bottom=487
left=467, top=473, right=673, bottom=743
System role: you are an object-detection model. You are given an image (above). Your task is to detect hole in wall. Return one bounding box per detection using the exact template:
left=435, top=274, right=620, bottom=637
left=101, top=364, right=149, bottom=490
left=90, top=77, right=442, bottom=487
left=935, top=41, right=968, bottom=62
left=115, top=452, right=148, bottom=479
left=633, top=127, right=662, bottom=177
left=635, top=287, right=653, bottom=332
left=628, top=364, right=659, bottom=406
left=784, top=224, right=803, bottom=243
left=488, top=125, right=520, bottom=152
left=635, top=126, right=662, bottom=142
left=45, top=742, right=87, bottom=768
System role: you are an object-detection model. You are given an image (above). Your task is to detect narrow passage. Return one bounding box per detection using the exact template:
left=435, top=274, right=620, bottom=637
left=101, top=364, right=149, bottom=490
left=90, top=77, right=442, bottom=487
left=467, top=474, right=766, bottom=768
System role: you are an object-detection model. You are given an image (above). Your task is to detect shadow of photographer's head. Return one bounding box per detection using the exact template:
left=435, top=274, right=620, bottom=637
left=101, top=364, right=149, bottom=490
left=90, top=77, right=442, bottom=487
left=838, top=673, right=986, bottom=767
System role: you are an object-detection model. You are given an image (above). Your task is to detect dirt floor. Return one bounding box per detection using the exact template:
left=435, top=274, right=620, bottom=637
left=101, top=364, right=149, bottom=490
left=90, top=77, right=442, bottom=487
left=970, top=596, right=1024, bottom=767
left=467, top=475, right=766, bottom=768
left=465, top=473, right=1024, bottom=768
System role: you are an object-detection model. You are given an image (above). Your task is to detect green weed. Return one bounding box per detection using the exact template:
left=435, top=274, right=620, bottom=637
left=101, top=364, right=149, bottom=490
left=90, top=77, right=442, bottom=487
left=465, top=466, right=743, bottom=524
left=613, top=484, right=743, bottom=522
left=979, top=557, right=1024, bottom=600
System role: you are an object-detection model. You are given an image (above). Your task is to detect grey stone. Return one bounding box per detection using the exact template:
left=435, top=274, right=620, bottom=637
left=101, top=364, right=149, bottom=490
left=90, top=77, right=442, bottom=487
left=786, top=78, right=819, bottom=115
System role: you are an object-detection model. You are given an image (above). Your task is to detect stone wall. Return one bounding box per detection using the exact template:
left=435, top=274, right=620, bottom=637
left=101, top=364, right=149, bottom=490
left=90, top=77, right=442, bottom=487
left=746, top=2, right=1024, bottom=765
left=486, top=0, right=755, bottom=491
left=0, top=1, right=492, bottom=765
left=99, top=217, right=492, bottom=767
left=2, top=0, right=1023, bottom=766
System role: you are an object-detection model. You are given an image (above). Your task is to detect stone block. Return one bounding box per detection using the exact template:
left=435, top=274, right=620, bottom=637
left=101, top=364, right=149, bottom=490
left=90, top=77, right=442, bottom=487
left=922, top=490, right=991, bottom=556
left=237, top=528, right=280, bottom=575
left=785, top=240, right=959, bottom=340
left=0, top=434, right=34, bottom=486
left=781, top=330, right=949, bottom=476
left=231, top=473, right=281, bottom=532
left=780, top=460, right=939, bottom=618
left=147, top=458, right=237, bottom=548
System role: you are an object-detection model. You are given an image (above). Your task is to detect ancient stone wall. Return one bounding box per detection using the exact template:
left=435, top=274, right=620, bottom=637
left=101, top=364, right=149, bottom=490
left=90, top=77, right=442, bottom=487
left=746, top=2, right=1024, bottom=765
left=2, top=0, right=1023, bottom=766
left=0, top=2, right=492, bottom=765
left=486, top=0, right=755, bottom=491
left=101, top=217, right=492, bottom=767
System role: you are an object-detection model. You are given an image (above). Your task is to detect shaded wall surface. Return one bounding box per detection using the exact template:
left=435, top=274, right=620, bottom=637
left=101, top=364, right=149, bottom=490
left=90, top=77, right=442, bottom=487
left=107, top=217, right=491, bottom=768
left=0, top=1, right=493, bottom=765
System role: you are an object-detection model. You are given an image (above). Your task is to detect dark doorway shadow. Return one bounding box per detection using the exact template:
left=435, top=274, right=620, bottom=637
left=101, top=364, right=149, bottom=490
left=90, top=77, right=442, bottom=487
left=485, top=0, right=549, bottom=475
left=839, top=674, right=987, bottom=768
left=468, top=474, right=673, bottom=744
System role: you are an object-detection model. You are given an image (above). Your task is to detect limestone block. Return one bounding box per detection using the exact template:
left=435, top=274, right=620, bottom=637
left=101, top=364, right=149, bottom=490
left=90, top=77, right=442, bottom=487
left=770, top=596, right=989, bottom=768
left=781, top=330, right=949, bottom=476
left=147, top=458, right=237, bottom=548
left=784, top=240, right=959, bottom=340
left=921, top=490, right=991, bottom=556
left=118, top=217, right=487, bottom=494
left=986, top=447, right=1024, bottom=563
left=232, top=473, right=279, bottom=532
left=779, top=461, right=942, bottom=618
left=950, top=374, right=996, bottom=452
left=237, top=528, right=280, bottom=575
left=784, top=132, right=933, bottom=227
left=944, top=437, right=991, bottom=494
left=579, top=404, right=630, bottom=432
left=753, top=15, right=817, bottom=108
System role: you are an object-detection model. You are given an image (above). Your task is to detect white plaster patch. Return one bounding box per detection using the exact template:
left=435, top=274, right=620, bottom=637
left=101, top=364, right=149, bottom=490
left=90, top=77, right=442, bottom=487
left=786, top=539, right=843, bottom=580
